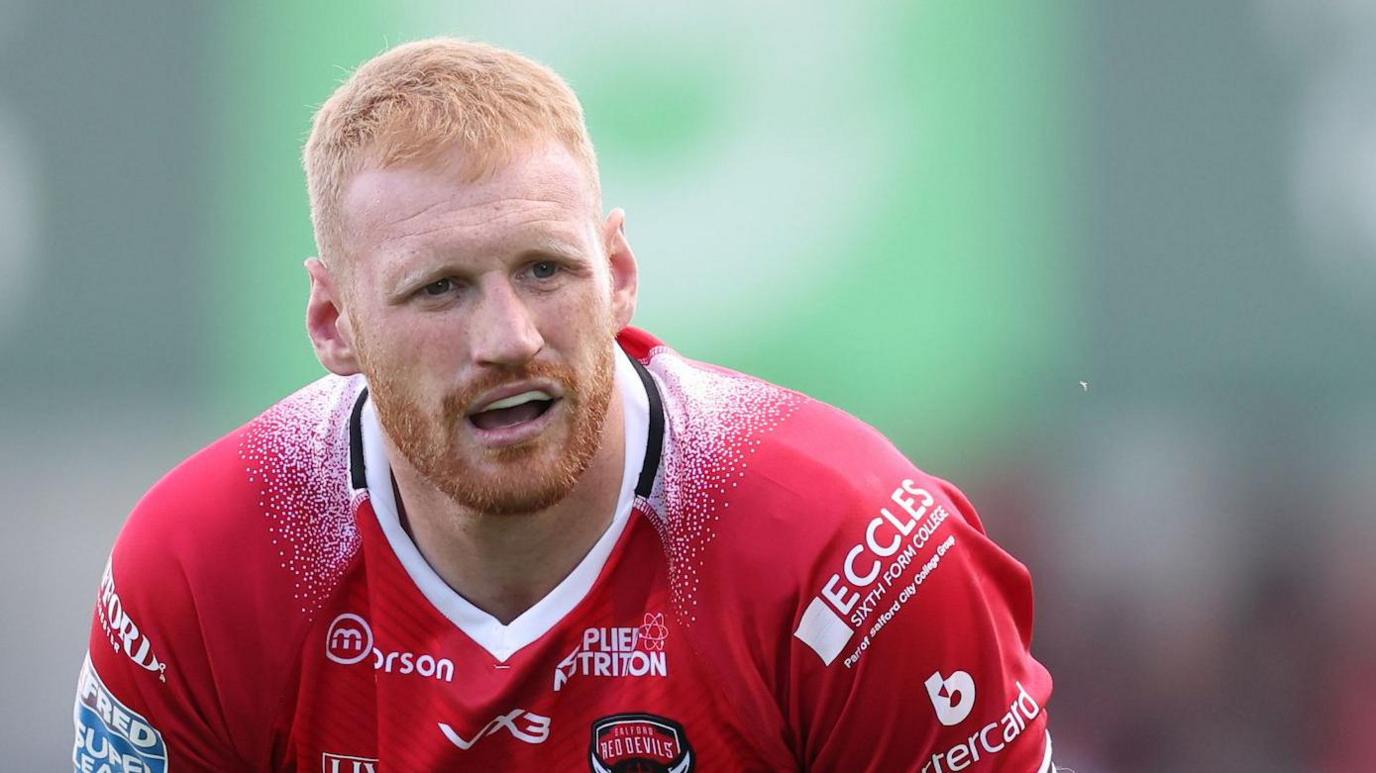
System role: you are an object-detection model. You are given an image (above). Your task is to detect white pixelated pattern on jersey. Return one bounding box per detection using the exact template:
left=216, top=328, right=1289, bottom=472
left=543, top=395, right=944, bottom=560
left=239, top=376, right=365, bottom=615
left=640, top=348, right=805, bottom=624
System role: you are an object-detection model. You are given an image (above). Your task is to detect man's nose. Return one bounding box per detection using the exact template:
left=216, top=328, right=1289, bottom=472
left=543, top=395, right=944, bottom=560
left=470, top=279, right=544, bottom=367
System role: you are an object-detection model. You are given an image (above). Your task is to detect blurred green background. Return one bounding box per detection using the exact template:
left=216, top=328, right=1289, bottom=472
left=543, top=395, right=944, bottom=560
left=4, top=1, right=1375, bottom=770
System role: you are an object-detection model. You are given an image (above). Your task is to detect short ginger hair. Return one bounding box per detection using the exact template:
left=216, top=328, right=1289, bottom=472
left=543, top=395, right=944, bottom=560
left=303, top=38, right=599, bottom=266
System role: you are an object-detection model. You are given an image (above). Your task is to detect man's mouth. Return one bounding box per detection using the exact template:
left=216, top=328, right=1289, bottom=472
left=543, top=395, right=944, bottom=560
left=468, top=390, right=558, bottom=431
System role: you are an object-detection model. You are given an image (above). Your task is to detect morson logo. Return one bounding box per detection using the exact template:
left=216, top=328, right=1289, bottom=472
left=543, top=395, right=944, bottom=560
left=97, top=558, right=167, bottom=681
left=324, top=612, right=454, bottom=682
left=325, top=613, right=373, bottom=664
left=590, top=713, right=695, bottom=773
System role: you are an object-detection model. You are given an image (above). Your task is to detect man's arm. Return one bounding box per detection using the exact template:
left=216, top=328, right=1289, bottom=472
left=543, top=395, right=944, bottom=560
left=74, top=545, right=244, bottom=772
left=70, top=434, right=292, bottom=773
left=779, top=413, right=1054, bottom=771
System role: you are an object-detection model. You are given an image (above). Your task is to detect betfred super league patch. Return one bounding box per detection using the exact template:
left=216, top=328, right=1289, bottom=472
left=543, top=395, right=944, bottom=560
left=589, top=713, right=694, bottom=772
left=73, top=654, right=168, bottom=773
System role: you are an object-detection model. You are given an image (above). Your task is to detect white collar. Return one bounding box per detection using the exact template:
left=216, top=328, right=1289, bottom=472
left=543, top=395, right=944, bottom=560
left=360, top=347, right=649, bottom=662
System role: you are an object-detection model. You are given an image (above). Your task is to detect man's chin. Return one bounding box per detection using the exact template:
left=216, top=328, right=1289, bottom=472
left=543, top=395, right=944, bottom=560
left=488, top=438, right=547, bottom=465
left=437, top=471, right=579, bottom=516
left=429, top=446, right=585, bottom=516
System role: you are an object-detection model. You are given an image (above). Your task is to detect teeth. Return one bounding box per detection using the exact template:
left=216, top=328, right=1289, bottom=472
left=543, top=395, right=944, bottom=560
left=479, top=390, right=552, bottom=412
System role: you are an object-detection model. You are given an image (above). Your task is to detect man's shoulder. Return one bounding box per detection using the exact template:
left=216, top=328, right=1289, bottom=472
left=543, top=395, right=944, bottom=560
left=637, top=339, right=963, bottom=597
left=112, top=374, right=367, bottom=616
left=85, top=374, right=367, bottom=768
left=637, top=337, right=937, bottom=534
left=712, top=394, right=959, bottom=579
left=123, top=375, right=364, bottom=548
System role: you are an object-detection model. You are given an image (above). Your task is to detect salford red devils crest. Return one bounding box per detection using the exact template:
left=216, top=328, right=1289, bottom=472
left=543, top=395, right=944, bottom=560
left=589, top=714, right=695, bottom=773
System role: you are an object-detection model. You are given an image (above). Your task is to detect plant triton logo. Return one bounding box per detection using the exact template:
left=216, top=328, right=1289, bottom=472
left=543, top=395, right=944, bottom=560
left=925, top=670, right=976, bottom=726
left=553, top=613, right=670, bottom=691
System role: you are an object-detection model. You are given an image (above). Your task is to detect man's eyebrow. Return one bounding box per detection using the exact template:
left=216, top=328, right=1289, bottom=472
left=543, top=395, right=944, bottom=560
left=513, top=230, right=589, bottom=257
left=519, top=243, right=587, bottom=263
left=396, top=226, right=586, bottom=258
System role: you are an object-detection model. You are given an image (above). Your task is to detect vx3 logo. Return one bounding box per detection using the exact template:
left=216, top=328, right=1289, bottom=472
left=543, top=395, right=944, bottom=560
left=439, top=709, right=551, bottom=750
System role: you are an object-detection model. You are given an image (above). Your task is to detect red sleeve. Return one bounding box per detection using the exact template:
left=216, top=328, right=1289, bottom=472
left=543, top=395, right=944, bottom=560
left=75, top=541, right=245, bottom=772
left=783, top=412, right=1054, bottom=772
left=72, top=431, right=306, bottom=772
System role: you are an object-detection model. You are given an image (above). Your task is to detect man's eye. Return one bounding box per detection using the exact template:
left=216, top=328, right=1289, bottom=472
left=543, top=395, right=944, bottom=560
left=422, top=278, right=454, bottom=296
left=531, top=261, right=558, bottom=279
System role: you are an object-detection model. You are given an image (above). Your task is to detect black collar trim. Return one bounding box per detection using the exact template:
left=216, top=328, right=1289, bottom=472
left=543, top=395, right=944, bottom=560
left=348, top=386, right=369, bottom=491
left=628, top=353, right=664, bottom=499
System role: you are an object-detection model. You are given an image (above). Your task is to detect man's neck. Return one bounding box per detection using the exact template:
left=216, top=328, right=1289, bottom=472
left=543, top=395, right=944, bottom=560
left=384, top=388, right=627, bottom=625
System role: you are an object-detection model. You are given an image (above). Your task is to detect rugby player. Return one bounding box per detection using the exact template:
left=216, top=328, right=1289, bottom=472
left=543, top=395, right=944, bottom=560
left=73, top=38, right=1055, bottom=772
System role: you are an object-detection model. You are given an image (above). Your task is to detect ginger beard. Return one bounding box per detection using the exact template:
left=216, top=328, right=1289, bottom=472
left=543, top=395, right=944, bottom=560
left=357, top=325, right=616, bottom=516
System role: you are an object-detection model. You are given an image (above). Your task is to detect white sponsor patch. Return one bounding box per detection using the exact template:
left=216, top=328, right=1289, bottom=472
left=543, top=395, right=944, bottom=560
left=73, top=653, right=168, bottom=773
left=794, top=478, right=961, bottom=667
left=793, top=597, right=853, bottom=666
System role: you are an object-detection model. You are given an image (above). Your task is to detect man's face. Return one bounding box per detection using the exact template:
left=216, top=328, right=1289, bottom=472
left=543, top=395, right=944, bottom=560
left=334, top=142, right=631, bottom=515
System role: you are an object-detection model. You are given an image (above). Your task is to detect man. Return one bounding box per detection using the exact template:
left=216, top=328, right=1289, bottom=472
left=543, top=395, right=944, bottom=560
left=74, top=39, right=1054, bottom=772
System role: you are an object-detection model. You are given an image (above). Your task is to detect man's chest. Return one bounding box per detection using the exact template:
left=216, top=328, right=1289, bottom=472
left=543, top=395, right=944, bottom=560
left=283, top=533, right=794, bottom=771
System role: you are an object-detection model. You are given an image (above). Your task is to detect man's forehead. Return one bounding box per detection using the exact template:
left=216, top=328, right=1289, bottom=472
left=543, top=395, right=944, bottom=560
left=341, top=143, right=598, bottom=254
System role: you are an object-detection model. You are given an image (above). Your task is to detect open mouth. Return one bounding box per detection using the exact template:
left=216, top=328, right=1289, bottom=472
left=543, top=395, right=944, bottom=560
left=467, top=390, right=559, bottom=432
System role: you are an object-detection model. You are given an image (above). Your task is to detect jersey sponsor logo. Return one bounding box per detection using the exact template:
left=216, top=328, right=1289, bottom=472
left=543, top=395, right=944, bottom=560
left=324, top=612, right=454, bottom=682
left=590, top=713, right=694, bottom=773
left=554, top=613, right=669, bottom=691
left=921, top=681, right=1044, bottom=773
left=97, top=558, right=167, bottom=681
left=322, top=752, right=378, bottom=773
left=793, top=478, right=957, bottom=666
left=325, top=613, right=374, bottom=664
left=439, top=709, right=551, bottom=750
left=72, top=653, right=168, bottom=773
left=925, top=670, right=977, bottom=726
left=637, top=613, right=668, bottom=650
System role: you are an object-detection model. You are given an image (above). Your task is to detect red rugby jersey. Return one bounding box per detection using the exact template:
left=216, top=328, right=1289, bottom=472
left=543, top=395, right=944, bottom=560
left=74, top=328, right=1054, bottom=772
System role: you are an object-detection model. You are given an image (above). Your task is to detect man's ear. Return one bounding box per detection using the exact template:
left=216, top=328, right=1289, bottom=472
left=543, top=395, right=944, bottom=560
left=305, top=258, right=362, bottom=376
left=602, top=208, right=639, bottom=331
